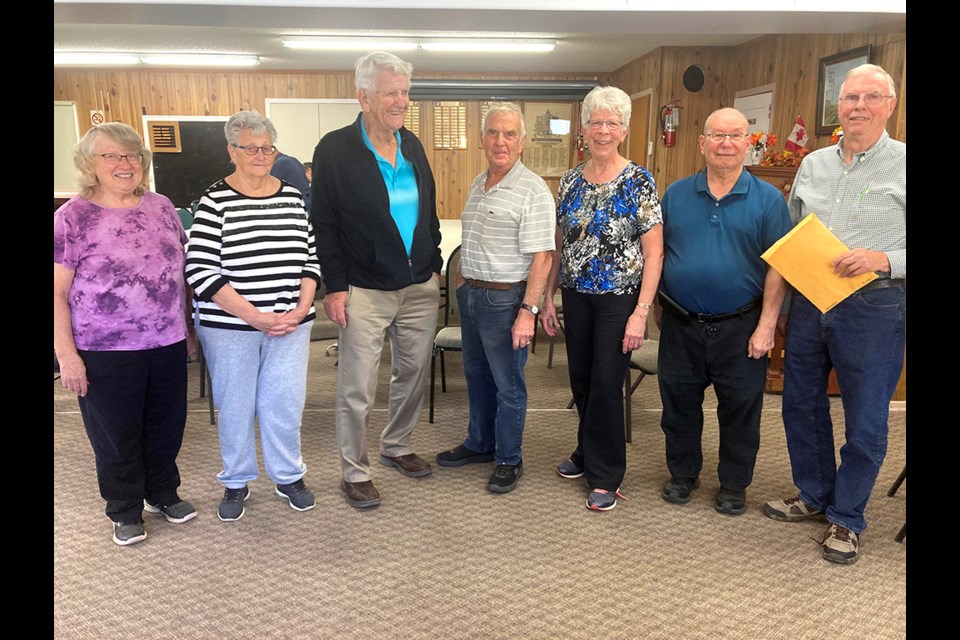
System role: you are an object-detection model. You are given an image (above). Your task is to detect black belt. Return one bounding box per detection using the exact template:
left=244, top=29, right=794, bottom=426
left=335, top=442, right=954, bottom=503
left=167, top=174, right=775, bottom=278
left=465, top=278, right=526, bottom=291
left=659, top=291, right=762, bottom=323
left=860, top=278, right=905, bottom=292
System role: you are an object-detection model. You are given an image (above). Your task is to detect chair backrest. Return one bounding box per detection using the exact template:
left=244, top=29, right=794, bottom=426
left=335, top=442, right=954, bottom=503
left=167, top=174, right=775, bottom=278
left=443, top=245, right=462, bottom=326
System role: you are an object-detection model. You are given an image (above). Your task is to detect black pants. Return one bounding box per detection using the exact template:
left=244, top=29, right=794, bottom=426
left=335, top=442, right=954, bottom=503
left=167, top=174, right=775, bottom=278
left=77, top=341, right=188, bottom=523
left=561, top=288, right=637, bottom=491
left=657, top=307, right=767, bottom=491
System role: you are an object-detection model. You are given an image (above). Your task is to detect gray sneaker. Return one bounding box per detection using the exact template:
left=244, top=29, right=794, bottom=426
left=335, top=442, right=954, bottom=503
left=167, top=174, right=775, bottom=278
left=218, top=486, right=250, bottom=522
left=112, top=521, right=146, bottom=546
left=822, top=523, right=860, bottom=565
left=275, top=479, right=316, bottom=512
left=763, top=496, right=824, bottom=522
left=144, top=498, right=197, bottom=524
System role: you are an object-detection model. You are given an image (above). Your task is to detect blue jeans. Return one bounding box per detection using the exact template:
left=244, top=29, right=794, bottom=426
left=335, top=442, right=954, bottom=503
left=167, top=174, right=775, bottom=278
left=197, top=322, right=313, bottom=488
left=458, top=283, right=528, bottom=465
left=782, top=287, right=905, bottom=533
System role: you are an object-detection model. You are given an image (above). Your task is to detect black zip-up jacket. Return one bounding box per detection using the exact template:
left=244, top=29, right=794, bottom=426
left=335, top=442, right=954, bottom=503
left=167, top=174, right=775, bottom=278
left=310, top=113, right=442, bottom=293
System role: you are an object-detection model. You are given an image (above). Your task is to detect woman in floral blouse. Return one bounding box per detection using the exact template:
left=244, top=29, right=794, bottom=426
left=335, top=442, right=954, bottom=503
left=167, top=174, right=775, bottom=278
left=541, top=85, right=663, bottom=511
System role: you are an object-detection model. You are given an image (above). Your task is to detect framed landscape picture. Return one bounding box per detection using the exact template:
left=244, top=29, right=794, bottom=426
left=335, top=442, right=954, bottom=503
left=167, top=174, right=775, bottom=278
left=816, top=45, right=872, bottom=135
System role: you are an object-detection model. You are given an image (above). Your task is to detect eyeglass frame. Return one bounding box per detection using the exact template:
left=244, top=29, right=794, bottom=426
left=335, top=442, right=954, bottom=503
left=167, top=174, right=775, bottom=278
left=586, top=119, right=625, bottom=131
left=703, top=132, right=749, bottom=143
left=99, top=152, right=143, bottom=165
left=230, top=143, right=278, bottom=156
left=838, top=92, right=894, bottom=107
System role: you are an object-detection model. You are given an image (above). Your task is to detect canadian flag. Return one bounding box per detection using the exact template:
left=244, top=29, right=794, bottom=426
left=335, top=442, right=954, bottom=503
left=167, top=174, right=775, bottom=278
left=785, top=116, right=809, bottom=152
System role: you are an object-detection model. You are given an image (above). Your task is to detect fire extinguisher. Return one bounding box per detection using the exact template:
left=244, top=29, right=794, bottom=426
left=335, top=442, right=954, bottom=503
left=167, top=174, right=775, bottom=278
left=576, top=132, right=585, bottom=162
left=660, top=101, right=682, bottom=147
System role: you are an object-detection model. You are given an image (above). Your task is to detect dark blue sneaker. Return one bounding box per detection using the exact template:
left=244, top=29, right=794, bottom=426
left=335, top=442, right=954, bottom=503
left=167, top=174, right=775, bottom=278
left=218, top=486, right=250, bottom=522
left=276, top=479, right=316, bottom=512
left=556, top=458, right=584, bottom=479
left=587, top=487, right=627, bottom=511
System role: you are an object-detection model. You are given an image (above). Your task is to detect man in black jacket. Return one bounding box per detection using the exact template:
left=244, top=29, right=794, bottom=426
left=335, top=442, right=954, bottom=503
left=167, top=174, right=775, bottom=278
left=311, top=51, right=442, bottom=509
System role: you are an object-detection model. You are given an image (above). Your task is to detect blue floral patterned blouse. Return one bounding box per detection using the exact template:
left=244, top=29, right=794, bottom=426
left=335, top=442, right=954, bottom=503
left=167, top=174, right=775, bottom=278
left=557, top=162, right=663, bottom=295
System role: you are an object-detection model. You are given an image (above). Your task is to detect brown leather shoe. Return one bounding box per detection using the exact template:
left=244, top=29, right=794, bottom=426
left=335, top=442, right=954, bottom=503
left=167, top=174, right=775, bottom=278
left=378, top=453, right=433, bottom=478
left=341, top=480, right=381, bottom=508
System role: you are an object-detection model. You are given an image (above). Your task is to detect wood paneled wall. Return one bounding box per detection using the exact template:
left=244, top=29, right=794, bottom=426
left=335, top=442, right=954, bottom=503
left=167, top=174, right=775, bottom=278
left=610, top=33, right=906, bottom=192
left=54, top=33, right=906, bottom=207
left=54, top=69, right=601, bottom=218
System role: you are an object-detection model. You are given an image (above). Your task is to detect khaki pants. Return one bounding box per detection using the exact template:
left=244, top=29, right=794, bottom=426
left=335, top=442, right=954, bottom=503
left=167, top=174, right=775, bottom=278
left=336, top=278, right=440, bottom=482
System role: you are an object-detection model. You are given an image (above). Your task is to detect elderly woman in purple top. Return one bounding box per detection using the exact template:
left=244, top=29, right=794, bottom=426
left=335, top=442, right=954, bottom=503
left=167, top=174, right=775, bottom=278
left=54, top=123, right=197, bottom=546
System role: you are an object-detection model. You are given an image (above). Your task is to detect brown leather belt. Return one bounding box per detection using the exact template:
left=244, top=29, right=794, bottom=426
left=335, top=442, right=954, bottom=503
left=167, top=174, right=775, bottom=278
left=465, top=278, right=526, bottom=291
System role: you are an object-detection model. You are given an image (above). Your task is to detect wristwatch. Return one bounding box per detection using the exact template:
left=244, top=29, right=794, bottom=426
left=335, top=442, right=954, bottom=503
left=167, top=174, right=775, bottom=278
left=520, top=302, right=539, bottom=315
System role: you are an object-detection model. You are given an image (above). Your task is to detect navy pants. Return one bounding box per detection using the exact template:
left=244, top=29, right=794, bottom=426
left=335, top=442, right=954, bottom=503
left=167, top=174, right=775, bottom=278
left=658, top=306, right=767, bottom=491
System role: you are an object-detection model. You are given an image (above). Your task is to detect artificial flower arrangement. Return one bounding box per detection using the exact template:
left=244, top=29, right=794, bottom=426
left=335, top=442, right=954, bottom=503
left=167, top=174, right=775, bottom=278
left=749, top=131, right=778, bottom=154
left=830, top=126, right=843, bottom=145
left=755, top=130, right=812, bottom=168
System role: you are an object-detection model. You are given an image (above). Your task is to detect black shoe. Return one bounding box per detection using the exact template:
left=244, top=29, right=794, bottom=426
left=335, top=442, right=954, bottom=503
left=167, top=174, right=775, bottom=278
left=715, top=486, right=747, bottom=515
left=662, top=477, right=700, bottom=504
left=436, top=444, right=495, bottom=467
left=488, top=462, right=523, bottom=494
left=218, top=486, right=250, bottom=522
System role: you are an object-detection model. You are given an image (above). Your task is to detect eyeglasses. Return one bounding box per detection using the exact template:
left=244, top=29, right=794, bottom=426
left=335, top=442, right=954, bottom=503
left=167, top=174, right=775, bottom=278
left=377, top=89, right=410, bottom=100
left=839, top=92, right=894, bottom=106
left=587, top=120, right=624, bottom=132
left=704, top=132, right=748, bottom=143
left=99, top=152, right=143, bottom=165
left=231, top=143, right=278, bottom=156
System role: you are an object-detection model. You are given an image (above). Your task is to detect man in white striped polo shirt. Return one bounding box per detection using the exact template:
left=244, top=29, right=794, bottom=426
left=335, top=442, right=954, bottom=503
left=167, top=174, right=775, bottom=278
left=436, top=103, right=556, bottom=494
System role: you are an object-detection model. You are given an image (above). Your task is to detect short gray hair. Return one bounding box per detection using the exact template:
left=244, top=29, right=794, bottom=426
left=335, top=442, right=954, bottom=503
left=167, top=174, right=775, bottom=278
left=581, top=86, right=631, bottom=128
left=840, top=63, right=897, bottom=99
left=355, top=51, right=413, bottom=92
left=224, top=110, right=277, bottom=146
left=483, top=102, right=526, bottom=139
left=74, top=122, right=152, bottom=200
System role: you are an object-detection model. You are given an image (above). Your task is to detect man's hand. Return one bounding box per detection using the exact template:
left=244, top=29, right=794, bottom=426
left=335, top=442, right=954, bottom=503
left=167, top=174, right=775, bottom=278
left=323, top=291, right=348, bottom=328
left=513, top=308, right=536, bottom=350
left=832, top=248, right=890, bottom=278
left=748, top=322, right=776, bottom=359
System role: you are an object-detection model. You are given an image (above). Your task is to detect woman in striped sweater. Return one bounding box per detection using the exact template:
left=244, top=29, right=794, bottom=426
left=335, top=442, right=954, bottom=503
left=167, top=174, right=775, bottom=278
left=186, top=111, right=322, bottom=522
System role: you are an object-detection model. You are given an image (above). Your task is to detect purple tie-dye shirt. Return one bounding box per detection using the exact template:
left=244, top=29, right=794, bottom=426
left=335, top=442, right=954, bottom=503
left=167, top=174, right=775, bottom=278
left=54, top=191, right=189, bottom=351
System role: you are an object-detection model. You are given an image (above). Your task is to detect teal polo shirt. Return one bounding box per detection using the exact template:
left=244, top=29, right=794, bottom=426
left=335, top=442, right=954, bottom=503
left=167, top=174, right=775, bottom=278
left=360, top=120, right=419, bottom=256
left=660, top=168, right=791, bottom=314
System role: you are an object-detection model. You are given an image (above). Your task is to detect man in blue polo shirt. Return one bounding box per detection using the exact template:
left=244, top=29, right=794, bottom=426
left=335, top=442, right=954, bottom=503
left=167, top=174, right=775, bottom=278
left=656, top=107, right=790, bottom=516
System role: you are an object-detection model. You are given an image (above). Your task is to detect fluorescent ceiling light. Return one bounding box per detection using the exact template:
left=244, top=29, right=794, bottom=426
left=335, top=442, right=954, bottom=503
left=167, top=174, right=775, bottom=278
left=54, top=52, right=141, bottom=66
left=421, top=40, right=555, bottom=53
left=140, top=54, right=260, bottom=67
left=283, top=38, right=418, bottom=51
